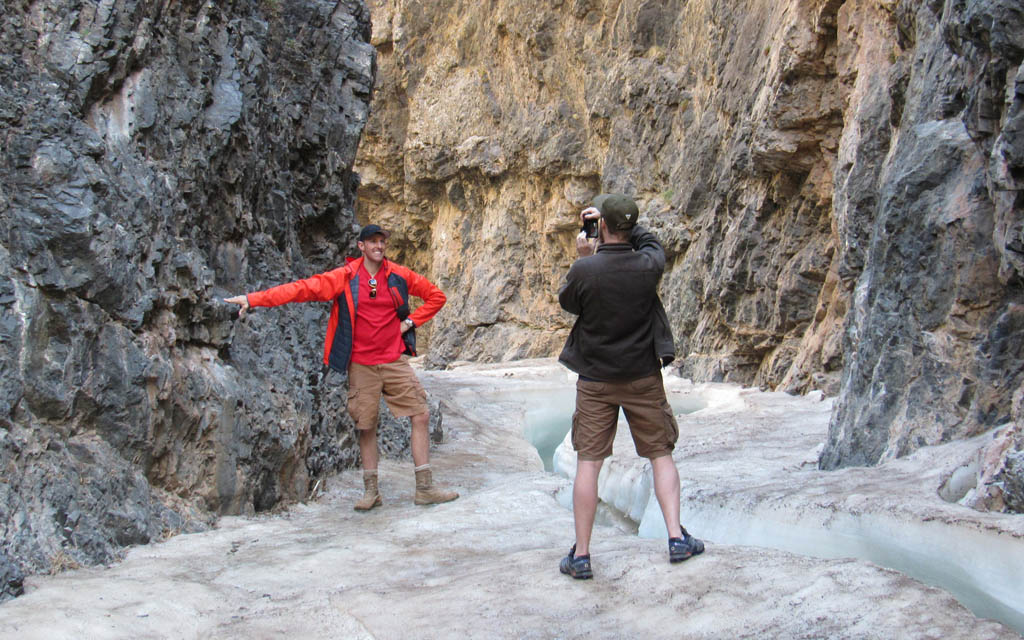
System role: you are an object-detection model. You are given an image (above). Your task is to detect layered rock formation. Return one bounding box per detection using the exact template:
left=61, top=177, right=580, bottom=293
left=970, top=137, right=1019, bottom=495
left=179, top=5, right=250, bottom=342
left=355, top=0, right=1023, bottom=505
left=3, top=0, right=1022, bottom=607
left=1, top=0, right=375, bottom=599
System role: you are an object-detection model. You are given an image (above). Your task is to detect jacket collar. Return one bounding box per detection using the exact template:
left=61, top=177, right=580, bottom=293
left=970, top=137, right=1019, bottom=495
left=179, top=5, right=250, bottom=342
left=596, top=242, right=632, bottom=253
left=347, top=256, right=390, bottom=278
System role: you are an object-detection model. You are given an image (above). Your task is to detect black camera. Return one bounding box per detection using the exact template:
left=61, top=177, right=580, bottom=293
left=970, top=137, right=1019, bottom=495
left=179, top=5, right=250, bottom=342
left=582, top=217, right=599, bottom=238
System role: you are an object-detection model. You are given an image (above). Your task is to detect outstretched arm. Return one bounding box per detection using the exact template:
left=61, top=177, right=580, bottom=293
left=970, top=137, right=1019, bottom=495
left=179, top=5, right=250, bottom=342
left=224, top=266, right=351, bottom=319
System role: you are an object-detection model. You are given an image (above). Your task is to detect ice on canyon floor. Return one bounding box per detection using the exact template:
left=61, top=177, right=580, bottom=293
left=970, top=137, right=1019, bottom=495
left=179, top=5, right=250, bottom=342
left=543, top=371, right=1024, bottom=634
left=1, top=359, right=1021, bottom=639
left=446, top=360, right=1023, bottom=633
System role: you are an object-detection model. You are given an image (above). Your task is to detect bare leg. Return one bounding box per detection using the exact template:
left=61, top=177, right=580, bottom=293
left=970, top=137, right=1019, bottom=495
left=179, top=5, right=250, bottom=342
left=651, top=454, right=683, bottom=538
left=359, top=426, right=379, bottom=471
left=410, top=411, right=430, bottom=467
left=411, top=411, right=458, bottom=504
left=573, top=459, right=604, bottom=556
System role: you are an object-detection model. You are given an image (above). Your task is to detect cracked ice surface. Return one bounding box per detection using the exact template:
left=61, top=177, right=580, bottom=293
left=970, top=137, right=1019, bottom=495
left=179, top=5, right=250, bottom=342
left=0, top=358, right=1020, bottom=639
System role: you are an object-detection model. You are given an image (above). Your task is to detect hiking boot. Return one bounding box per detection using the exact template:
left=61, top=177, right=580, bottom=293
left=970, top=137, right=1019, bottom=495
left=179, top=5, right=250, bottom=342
left=559, top=544, right=593, bottom=579
left=669, top=526, right=705, bottom=563
left=354, top=470, right=382, bottom=511
left=414, top=466, right=459, bottom=505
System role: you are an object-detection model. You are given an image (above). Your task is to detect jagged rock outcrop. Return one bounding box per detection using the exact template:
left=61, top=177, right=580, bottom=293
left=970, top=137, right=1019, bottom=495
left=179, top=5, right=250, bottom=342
left=355, top=0, right=1023, bottom=509
left=0, top=0, right=376, bottom=598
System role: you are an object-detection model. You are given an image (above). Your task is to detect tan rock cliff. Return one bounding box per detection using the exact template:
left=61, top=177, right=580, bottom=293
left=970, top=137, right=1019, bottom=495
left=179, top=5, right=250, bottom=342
left=355, top=0, right=1024, bottom=502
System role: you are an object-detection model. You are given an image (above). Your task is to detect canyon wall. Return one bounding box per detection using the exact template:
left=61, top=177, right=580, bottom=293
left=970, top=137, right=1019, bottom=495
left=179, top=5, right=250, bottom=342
left=1, top=0, right=374, bottom=598
left=355, top=0, right=1023, bottom=507
left=2, top=0, right=1022, bottom=604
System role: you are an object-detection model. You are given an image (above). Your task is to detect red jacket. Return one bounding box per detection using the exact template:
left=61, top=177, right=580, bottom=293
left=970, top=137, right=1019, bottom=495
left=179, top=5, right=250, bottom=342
left=246, top=256, right=446, bottom=373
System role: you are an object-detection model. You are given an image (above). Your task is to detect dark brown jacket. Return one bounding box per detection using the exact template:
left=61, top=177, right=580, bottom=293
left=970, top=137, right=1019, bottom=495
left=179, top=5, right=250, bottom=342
left=558, top=226, right=675, bottom=381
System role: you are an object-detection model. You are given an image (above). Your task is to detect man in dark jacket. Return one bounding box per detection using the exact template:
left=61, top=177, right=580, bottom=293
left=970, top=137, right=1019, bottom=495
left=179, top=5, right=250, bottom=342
left=557, top=193, right=704, bottom=579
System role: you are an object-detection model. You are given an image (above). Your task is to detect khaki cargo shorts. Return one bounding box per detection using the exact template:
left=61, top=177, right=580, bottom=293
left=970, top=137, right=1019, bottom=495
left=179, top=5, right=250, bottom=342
left=571, top=371, right=679, bottom=461
left=347, top=356, right=429, bottom=430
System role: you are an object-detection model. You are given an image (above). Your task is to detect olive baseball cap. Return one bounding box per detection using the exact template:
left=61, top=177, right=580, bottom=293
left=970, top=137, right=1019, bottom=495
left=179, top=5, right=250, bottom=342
left=593, top=193, right=638, bottom=231
left=357, top=224, right=391, bottom=241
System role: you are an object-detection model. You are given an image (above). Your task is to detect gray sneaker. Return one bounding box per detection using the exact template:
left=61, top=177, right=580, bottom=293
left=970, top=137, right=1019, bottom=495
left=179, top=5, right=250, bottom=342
left=669, top=527, right=704, bottom=563
left=559, top=544, right=593, bottom=579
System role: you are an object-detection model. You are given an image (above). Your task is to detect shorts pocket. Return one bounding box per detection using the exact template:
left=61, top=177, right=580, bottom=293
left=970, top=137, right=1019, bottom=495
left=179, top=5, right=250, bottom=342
left=662, top=400, right=679, bottom=444
left=577, top=378, right=607, bottom=395
left=629, top=375, right=662, bottom=394
left=347, top=388, right=377, bottom=429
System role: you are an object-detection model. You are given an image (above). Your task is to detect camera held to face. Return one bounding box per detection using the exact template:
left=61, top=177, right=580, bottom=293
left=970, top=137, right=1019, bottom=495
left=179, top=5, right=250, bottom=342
left=582, top=217, right=599, bottom=239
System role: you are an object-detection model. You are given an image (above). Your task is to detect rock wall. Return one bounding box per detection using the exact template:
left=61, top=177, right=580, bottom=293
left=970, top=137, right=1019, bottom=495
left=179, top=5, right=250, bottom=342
left=2, top=0, right=1021, bottom=604
left=0, top=0, right=375, bottom=598
left=357, top=0, right=847, bottom=382
left=822, top=1, right=1024, bottom=475
left=355, top=0, right=1023, bottom=504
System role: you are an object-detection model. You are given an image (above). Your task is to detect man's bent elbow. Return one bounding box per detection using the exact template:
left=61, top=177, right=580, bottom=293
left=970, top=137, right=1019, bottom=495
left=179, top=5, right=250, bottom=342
left=558, top=295, right=580, bottom=315
left=430, top=289, right=447, bottom=312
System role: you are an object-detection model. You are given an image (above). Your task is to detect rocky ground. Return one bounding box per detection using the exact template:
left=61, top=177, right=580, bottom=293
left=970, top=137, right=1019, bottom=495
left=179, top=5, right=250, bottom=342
left=0, top=359, right=1020, bottom=639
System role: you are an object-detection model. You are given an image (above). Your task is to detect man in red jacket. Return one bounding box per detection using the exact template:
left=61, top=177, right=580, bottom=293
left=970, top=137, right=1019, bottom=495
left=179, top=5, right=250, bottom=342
left=225, top=224, right=458, bottom=510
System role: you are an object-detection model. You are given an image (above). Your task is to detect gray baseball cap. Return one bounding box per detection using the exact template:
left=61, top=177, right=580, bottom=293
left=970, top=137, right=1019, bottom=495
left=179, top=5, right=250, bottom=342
left=593, top=194, right=638, bottom=231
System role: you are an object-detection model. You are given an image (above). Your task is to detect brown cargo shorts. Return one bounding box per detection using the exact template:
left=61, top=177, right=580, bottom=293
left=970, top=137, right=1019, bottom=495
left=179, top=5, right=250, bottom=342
left=347, top=356, right=429, bottom=430
left=571, top=371, right=679, bottom=461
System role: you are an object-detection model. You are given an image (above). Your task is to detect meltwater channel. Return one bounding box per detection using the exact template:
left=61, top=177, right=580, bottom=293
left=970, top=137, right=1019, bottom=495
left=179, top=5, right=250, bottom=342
left=512, top=384, right=1024, bottom=636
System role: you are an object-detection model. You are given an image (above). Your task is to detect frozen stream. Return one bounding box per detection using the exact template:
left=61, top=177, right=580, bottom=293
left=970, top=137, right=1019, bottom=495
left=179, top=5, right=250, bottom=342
left=2, top=358, right=1020, bottom=639
left=509, top=376, right=1024, bottom=635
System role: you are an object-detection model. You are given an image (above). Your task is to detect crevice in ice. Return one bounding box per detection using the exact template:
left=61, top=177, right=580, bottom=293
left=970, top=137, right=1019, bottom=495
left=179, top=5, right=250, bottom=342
left=554, top=485, right=639, bottom=536
left=664, top=503, right=1024, bottom=635
left=521, top=387, right=1024, bottom=636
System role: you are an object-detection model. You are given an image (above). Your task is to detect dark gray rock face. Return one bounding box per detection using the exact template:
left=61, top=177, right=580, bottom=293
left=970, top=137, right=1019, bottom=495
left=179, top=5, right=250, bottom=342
left=1, top=0, right=375, bottom=594
left=821, top=1, right=1024, bottom=471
